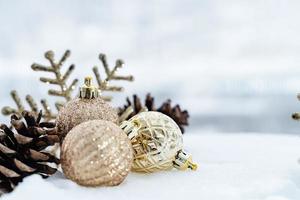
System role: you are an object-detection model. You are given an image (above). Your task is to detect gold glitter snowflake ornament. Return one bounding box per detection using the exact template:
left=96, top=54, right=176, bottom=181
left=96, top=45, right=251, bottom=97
left=121, top=111, right=197, bottom=173
left=2, top=50, right=134, bottom=122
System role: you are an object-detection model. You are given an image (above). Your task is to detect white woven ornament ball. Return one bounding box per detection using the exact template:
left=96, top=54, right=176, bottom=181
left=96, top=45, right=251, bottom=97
left=121, top=111, right=184, bottom=173
left=61, top=120, right=133, bottom=187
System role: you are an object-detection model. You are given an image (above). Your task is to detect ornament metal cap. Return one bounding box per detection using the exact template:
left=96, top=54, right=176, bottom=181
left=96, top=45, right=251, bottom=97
left=173, top=150, right=198, bottom=171
left=79, top=76, right=99, bottom=99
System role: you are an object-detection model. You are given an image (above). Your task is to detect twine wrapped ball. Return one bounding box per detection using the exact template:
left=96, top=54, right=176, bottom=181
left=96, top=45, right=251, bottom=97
left=61, top=120, right=133, bottom=187
left=56, top=97, right=118, bottom=141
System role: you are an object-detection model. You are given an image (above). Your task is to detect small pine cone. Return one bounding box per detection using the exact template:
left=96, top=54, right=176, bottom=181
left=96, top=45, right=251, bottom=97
left=118, top=93, right=190, bottom=133
left=0, top=110, right=59, bottom=194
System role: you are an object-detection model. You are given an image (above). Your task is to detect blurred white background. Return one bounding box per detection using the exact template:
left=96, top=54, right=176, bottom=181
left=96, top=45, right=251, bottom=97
left=1, top=0, right=300, bottom=133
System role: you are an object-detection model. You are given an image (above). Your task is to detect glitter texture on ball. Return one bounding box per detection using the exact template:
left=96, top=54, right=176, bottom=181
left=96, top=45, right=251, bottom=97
left=56, top=97, right=118, bottom=141
left=61, top=120, right=133, bottom=187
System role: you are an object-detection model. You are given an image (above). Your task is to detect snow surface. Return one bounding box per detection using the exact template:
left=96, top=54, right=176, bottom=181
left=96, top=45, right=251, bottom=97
left=2, top=133, right=300, bottom=200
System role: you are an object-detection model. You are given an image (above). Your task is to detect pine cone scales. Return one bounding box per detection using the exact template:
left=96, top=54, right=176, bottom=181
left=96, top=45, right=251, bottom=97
left=119, top=94, right=190, bottom=133
left=0, top=111, right=59, bottom=194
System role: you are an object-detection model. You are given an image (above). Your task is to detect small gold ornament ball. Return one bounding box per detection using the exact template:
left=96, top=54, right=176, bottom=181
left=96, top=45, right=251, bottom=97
left=56, top=97, right=118, bottom=141
left=121, top=111, right=184, bottom=173
left=61, top=120, right=133, bottom=187
left=56, top=77, right=119, bottom=141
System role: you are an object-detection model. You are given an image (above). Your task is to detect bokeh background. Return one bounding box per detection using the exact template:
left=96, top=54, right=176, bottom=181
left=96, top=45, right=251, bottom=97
left=1, top=0, right=300, bottom=133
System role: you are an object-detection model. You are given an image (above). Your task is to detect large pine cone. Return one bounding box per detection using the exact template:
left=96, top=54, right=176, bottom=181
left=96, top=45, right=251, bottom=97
left=118, top=93, right=190, bottom=133
left=0, top=111, right=59, bottom=194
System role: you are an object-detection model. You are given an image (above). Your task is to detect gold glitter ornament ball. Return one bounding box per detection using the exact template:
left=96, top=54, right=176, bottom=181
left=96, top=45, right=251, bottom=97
left=56, top=77, right=118, bottom=141
left=121, top=111, right=197, bottom=173
left=61, top=120, right=133, bottom=187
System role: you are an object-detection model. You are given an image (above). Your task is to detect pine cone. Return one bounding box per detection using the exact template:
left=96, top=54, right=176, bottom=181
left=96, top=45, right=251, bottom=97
left=0, top=110, right=59, bottom=194
left=119, top=94, right=190, bottom=133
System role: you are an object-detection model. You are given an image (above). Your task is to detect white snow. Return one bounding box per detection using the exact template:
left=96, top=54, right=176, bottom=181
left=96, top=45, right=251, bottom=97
left=3, top=133, right=300, bottom=200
